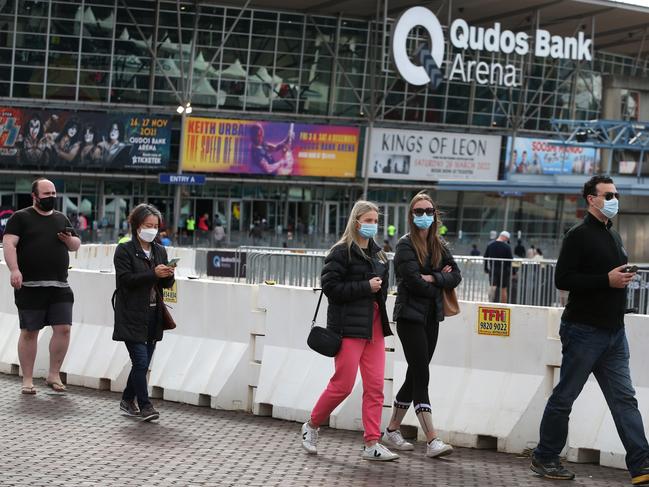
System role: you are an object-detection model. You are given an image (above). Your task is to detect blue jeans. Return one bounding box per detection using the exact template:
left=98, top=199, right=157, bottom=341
left=122, top=308, right=157, bottom=409
left=535, top=321, right=649, bottom=475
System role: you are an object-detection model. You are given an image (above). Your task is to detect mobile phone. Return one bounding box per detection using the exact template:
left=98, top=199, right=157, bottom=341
left=624, top=265, right=638, bottom=273
left=168, top=257, right=180, bottom=267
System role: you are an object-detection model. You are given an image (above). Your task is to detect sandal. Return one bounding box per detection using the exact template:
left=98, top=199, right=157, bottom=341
left=21, top=385, right=36, bottom=395
left=45, top=380, right=66, bottom=392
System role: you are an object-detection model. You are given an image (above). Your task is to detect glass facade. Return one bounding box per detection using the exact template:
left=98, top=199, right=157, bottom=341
left=0, top=1, right=647, bottom=257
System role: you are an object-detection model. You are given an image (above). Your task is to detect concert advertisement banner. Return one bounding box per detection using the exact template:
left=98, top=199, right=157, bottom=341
left=369, top=128, right=501, bottom=181
left=181, top=117, right=359, bottom=177
left=0, top=107, right=171, bottom=169
left=505, top=136, right=600, bottom=175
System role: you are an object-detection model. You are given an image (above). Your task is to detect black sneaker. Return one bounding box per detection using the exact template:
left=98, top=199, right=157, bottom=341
left=140, top=405, right=160, bottom=422
left=631, top=459, right=649, bottom=485
left=119, top=399, right=139, bottom=417
left=530, top=456, right=575, bottom=480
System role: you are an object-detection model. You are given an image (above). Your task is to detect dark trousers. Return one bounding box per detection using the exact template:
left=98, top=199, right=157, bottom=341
left=122, top=308, right=157, bottom=409
left=395, top=318, right=440, bottom=408
left=535, top=322, right=649, bottom=475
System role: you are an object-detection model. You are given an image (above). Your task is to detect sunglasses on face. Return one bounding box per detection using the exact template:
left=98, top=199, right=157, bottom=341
left=595, top=192, right=620, bottom=201
left=412, top=207, right=435, bottom=217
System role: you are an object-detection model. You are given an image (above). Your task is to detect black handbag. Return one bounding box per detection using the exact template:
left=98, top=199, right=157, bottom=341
left=307, top=289, right=342, bottom=357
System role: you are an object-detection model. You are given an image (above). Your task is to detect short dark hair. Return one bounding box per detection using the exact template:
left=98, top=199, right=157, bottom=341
left=127, top=203, right=162, bottom=235
left=582, top=175, right=614, bottom=201
left=31, top=177, right=48, bottom=196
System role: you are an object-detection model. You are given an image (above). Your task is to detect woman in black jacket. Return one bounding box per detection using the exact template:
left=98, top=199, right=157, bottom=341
left=382, top=192, right=461, bottom=458
left=113, top=204, right=174, bottom=421
left=300, top=200, right=398, bottom=462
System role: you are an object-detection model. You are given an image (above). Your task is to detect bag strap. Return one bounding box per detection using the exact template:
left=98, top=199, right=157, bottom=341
left=311, top=288, right=324, bottom=328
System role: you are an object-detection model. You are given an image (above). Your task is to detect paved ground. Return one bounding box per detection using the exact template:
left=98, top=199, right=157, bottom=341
left=0, top=373, right=631, bottom=487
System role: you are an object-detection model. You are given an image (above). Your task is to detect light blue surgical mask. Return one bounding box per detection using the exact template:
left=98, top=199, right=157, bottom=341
left=413, top=214, right=434, bottom=230
left=600, top=197, right=619, bottom=219
left=358, top=223, right=378, bottom=239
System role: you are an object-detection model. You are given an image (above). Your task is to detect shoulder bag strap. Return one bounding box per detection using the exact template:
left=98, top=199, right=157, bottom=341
left=311, top=288, right=324, bottom=328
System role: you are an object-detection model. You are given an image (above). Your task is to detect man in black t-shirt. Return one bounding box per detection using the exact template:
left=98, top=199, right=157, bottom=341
left=2, top=178, right=81, bottom=395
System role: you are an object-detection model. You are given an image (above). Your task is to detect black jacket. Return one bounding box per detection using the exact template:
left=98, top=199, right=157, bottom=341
left=393, top=235, right=462, bottom=325
left=321, top=240, right=392, bottom=339
left=556, top=212, right=628, bottom=329
left=112, top=239, right=175, bottom=342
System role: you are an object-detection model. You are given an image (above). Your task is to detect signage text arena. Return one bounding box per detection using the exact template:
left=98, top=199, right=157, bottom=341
left=392, top=7, right=593, bottom=88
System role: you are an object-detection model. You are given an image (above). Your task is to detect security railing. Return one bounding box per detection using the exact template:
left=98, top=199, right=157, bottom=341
left=240, top=247, right=649, bottom=315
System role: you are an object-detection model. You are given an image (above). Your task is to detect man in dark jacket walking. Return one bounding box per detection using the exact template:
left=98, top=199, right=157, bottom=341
left=531, top=176, right=649, bottom=484
left=483, top=231, right=513, bottom=303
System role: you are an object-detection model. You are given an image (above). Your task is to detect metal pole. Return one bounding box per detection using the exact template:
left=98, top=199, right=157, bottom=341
left=147, top=0, right=161, bottom=107
left=172, top=112, right=186, bottom=240
left=362, top=121, right=374, bottom=199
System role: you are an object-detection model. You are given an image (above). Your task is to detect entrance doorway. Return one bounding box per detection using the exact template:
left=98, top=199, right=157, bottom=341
left=383, top=203, right=409, bottom=241
left=103, top=196, right=132, bottom=242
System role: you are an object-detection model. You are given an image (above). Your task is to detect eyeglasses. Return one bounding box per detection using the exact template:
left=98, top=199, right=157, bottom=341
left=594, top=192, right=620, bottom=201
left=412, top=207, right=435, bottom=217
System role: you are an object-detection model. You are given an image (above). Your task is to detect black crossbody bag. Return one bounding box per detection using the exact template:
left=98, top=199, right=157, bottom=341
left=307, top=289, right=341, bottom=357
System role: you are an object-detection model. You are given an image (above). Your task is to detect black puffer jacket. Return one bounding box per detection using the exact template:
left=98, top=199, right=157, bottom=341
left=393, top=235, right=461, bottom=325
left=321, top=240, right=392, bottom=339
left=112, top=239, right=174, bottom=343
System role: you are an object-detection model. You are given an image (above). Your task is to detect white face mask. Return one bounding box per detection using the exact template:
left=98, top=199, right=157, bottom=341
left=138, top=227, right=158, bottom=243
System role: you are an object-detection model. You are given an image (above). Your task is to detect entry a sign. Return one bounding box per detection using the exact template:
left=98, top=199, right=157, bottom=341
left=159, top=173, right=206, bottom=185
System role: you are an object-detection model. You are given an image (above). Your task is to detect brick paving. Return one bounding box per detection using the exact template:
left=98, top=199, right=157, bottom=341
left=0, top=373, right=631, bottom=487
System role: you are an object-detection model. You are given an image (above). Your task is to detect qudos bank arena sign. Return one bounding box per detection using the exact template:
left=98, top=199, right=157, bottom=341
left=391, top=6, right=592, bottom=89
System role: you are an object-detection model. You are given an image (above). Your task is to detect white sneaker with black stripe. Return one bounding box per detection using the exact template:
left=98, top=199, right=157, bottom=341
left=362, top=443, right=399, bottom=461
left=301, top=422, right=318, bottom=454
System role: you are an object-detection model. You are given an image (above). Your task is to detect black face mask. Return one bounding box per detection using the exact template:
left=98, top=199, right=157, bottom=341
left=36, top=196, right=55, bottom=212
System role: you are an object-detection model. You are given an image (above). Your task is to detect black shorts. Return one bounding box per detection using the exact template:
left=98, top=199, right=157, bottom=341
left=14, top=286, right=74, bottom=331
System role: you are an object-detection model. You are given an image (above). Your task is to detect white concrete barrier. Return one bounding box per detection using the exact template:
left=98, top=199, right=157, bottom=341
left=1, top=259, right=649, bottom=471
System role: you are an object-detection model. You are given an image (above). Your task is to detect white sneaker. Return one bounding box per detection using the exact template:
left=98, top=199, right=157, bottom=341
left=301, top=422, right=318, bottom=454
left=362, top=443, right=399, bottom=461
left=426, top=437, right=453, bottom=458
left=382, top=429, right=414, bottom=451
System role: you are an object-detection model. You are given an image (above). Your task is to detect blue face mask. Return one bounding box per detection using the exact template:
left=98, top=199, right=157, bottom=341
left=600, top=197, right=619, bottom=219
left=413, top=214, right=434, bottom=230
left=358, top=223, right=378, bottom=239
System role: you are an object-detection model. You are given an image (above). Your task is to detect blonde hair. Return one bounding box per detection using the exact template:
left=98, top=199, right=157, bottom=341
left=332, top=200, right=387, bottom=263
left=408, top=191, right=444, bottom=267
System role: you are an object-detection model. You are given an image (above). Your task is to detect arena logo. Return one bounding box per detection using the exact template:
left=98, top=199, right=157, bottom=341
left=391, top=6, right=592, bottom=89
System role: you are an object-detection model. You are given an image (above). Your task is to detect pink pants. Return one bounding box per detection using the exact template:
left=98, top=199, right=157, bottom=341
left=310, top=304, right=386, bottom=443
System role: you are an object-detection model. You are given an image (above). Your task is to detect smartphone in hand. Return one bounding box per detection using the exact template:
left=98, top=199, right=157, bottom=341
left=624, top=265, right=638, bottom=273
left=168, top=257, right=180, bottom=267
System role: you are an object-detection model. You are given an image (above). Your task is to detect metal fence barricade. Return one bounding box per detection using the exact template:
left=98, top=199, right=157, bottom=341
left=237, top=247, right=649, bottom=315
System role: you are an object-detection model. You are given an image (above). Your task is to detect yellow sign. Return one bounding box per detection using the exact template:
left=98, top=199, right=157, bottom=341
left=163, top=281, right=177, bottom=304
left=477, top=306, right=510, bottom=337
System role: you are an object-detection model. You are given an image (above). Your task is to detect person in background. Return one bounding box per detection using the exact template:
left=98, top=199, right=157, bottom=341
left=112, top=204, right=175, bottom=422
left=532, top=248, right=544, bottom=261
left=514, top=239, right=526, bottom=258
left=159, top=230, right=172, bottom=247
left=186, top=215, right=195, bottom=241
left=470, top=244, right=480, bottom=256
left=531, top=176, right=649, bottom=484
left=213, top=216, right=226, bottom=246
left=2, top=178, right=81, bottom=394
left=383, top=239, right=393, bottom=253
left=387, top=223, right=397, bottom=250
left=526, top=244, right=536, bottom=259
left=383, top=192, right=461, bottom=459
left=484, top=231, right=513, bottom=303
left=300, top=200, right=398, bottom=462
left=117, top=232, right=131, bottom=244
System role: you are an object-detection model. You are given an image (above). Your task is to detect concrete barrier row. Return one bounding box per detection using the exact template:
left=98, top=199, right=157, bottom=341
left=1, top=262, right=648, bottom=471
